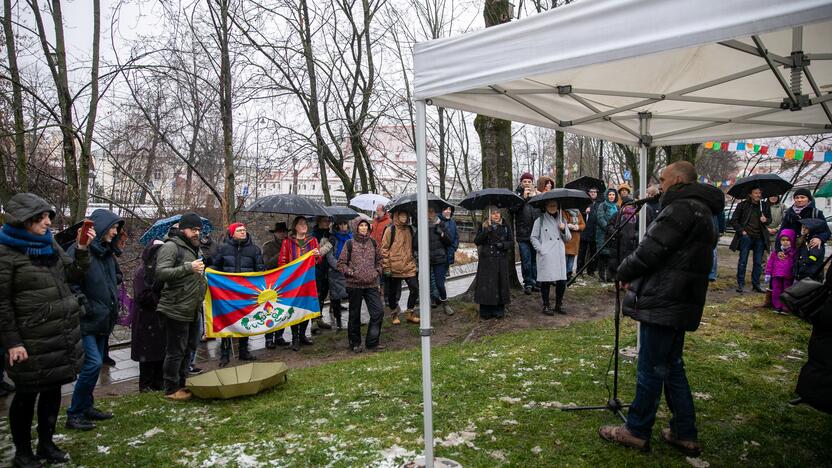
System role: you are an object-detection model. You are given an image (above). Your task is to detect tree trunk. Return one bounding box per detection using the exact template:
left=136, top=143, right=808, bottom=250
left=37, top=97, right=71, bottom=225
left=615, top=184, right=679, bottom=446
left=3, top=0, right=27, bottom=192
left=78, top=0, right=101, bottom=220
left=663, top=144, right=700, bottom=165
left=438, top=107, right=447, bottom=198
left=554, top=130, right=565, bottom=186
left=477, top=0, right=520, bottom=289
left=215, top=0, right=235, bottom=226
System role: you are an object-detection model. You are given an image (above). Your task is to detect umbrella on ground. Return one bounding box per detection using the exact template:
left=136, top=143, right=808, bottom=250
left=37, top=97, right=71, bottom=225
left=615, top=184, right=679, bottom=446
left=458, top=188, right=524, bottom=211
left=564, top=176, right=606, bottom=194
left=186, top=362, right=288, bottom=399
left=814, top=181, right=832, bottom=198
left=139, top=215, right=214, bottom=246
left=349, top=193, right=391, bottom=211
left=245, top=194, right=329, bottom=217
left=386, top=192, right=453, bottom=214
left=325, top=205, right=360, bottom=222
left=528, top=188, right=592, bottom=210
left=727, top=174, right=793, bottom=199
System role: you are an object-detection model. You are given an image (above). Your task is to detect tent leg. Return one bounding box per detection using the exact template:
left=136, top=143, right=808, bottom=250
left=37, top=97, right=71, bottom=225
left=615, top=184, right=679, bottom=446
left=415, top=99, right=435, bottom=468
left=636, top=113, right=651, bottom=354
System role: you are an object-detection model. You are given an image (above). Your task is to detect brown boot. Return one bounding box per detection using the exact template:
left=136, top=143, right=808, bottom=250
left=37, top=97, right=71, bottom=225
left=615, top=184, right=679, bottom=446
left=391, top=306, right=401, bottom=325
left=598, top=425, right=649, bottom=452
left=661, top=428, right=701, bottom=457
left=165, top=389, right=192, bottom=401
left=405, top=309, right=420, bottom=324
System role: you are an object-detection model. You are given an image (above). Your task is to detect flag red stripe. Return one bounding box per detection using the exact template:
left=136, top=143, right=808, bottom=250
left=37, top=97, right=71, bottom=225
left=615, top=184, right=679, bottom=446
left=275, top=257, right=313, bottom=291
left=213, top=303, right=259, bottom=331
left=280, top=281, right=318, bottom=298
left=209, top=286, right=255, bottom=301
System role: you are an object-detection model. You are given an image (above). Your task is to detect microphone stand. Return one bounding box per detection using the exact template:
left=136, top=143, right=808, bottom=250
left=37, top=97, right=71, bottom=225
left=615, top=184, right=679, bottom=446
left=562, top=201, right=645, bottom=422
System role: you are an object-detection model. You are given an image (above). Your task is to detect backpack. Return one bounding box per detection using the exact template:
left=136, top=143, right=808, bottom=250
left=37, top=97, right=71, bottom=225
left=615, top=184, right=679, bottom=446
left=384, top=224, right=414, bottom=249
left=142, top=240, right=186, bottom=301
left=346, top=237, right=378, bottom=259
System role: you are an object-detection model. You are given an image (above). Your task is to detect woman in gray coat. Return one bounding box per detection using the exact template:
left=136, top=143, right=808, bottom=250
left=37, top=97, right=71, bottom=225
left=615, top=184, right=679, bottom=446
left=531, top=199, right=572, bottom=315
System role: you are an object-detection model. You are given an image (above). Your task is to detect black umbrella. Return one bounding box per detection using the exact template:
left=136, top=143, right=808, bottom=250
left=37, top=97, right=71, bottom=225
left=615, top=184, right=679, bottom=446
left=325, top=205, right=360, bottom=222
left=727, top=174, right=792, bottom=199
left=528, top=189, right=592, bottom=210
left=55, top=220, right=84, bottom=251
left=244, top=194, right=329, bottom=217
left=386, top=193, right=453, bottom=213
left=458, top=188, right=524, bottom=211
left=564, top=176, right=606, bottom=194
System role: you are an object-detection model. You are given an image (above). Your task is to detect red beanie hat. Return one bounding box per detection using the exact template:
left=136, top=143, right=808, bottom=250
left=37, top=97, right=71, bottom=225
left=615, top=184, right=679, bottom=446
left=520, top=172, right=534, bottom=182
left=228, top=222, right=246, bottom=237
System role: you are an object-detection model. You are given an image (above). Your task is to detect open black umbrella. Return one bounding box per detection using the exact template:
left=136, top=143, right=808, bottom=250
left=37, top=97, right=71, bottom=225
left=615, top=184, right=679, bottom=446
left=55, top=221, right=84, bottom=251
left=244, top=194, right=329, bottom=217
left=564, top=176, right=606, bottom=194
left=528, top=189, right=592, bottom=210
left=727, top=174, right=792, bottom=199
left=458, top=188, right=524, bottom=211
left=386, top=193, right=453, bottom=213
left=325, top=205, right=360, bottom=222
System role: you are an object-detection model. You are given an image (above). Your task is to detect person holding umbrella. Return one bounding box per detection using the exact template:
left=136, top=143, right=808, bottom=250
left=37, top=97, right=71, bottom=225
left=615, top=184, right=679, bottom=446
left=729, top=187, right=770, bottom=293
left=381, top=210, right=420, bottom=325
left=278, top=216, right=322, bottom=351
left=263, top=222, right=290, bottom=348
left=512, top=173, right=540, bottom=294
left=531, top=199, right=572, bottom=315
left=474, top=207, right=515, bottom=319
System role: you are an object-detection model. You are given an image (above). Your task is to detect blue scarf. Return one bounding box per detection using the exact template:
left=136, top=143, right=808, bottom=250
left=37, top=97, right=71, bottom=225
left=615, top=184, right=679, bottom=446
left=334, top=231, right=352, bottom=259
left=0, top=223, right=55, bottom=256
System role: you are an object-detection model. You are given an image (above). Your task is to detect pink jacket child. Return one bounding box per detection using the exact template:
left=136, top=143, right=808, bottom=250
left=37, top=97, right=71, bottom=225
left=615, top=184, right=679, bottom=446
left=765, top=228, right=797, bottom=312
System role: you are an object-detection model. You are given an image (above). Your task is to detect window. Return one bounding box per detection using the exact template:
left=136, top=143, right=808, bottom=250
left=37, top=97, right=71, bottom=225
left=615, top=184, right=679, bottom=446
left=153, top=168, right=162, bottom=180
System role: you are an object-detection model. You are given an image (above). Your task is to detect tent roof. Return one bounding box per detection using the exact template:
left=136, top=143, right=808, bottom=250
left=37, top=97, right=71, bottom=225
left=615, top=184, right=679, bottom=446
left=413, top=0, right=832, bottom=146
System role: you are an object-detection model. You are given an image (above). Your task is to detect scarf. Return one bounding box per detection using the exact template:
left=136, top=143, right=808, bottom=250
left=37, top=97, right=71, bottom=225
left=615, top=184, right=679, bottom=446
left=334, top=231, right=352, bottom=259
left=0, top=223, right=55, bottom=256
left=603, top=200, right=619, bottom=217
left=792, top=204, right=807, bottom=215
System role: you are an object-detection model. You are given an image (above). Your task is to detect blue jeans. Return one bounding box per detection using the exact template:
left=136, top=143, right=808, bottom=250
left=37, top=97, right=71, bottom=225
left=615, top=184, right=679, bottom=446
left=67, top=335, right=107, bottom=417
left=566, top=255, right=575, bottom=276
left=430, top=263, right=449, bottom=302
left=736, top=235, right=765, bottom=288
left=708, top=247, right=718, bottom=281
left=626, top=323, right=697, bottom=441
left=518, top=241, right=537, bottom=288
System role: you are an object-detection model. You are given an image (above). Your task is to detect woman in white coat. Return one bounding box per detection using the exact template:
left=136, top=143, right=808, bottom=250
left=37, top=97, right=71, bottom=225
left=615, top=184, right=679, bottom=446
left=531, top=199, right=572, bottom=315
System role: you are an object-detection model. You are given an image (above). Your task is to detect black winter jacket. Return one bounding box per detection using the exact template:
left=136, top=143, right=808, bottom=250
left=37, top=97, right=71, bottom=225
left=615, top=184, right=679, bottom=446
left=729, top=199, right=770, bottom=251
left=777, top=201, right=830, bottom=251
left=513, top=186, right=540, bottom=242
left=67, top=209, right=124, bottom=336
left=426, top=220, right=452, bottom=265
left=0, top=193, right=91, bottom=392
left=618, top=183, right=725, bottom=331
left=581, top=200, right=602, bottom=240
left=212, top=234, right=265, bottom=274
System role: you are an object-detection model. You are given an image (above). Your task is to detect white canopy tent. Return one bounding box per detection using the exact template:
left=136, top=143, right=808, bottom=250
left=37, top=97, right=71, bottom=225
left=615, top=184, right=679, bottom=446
left=410, top=0, right=832, bottom=465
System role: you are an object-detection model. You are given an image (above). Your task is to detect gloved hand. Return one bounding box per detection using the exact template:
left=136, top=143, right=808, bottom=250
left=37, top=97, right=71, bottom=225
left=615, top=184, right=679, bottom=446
left=383, top=270, right=392, bottom=277
left=764, top=274, right=771, bottom=283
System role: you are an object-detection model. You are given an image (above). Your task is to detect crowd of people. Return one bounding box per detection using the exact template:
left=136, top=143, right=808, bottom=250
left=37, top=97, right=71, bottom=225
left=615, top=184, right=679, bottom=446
left=3, top=168, right=832, bottom=465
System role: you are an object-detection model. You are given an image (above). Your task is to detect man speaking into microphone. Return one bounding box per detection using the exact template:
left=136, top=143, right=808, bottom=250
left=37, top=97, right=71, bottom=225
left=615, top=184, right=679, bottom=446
left=599, top=161, right=724, bottom=456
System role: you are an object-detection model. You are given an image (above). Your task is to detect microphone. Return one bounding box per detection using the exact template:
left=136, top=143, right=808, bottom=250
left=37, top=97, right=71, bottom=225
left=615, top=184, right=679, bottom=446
left=623, top=193, right=660, bottom=207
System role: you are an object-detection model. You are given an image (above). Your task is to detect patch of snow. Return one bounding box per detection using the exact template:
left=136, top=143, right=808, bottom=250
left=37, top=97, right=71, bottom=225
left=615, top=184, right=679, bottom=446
left=531, top=446, right=542, bottom=454
left=144, top=427, right=164, bottom=438
left=499, top=396, right=522, bottom=404
left=693, top=392, right=712, bottom=401
left=97, top=446, right=110, bottom=454
left=490, top=450, right=506, bottom=461
left=686, top=457, right=710, bottom=467
left=376, top=445, right=416, bottom=468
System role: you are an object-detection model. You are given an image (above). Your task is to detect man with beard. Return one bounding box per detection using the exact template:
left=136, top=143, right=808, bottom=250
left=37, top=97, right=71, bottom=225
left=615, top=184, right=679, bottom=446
left=155, top=212, right=207, bottom=401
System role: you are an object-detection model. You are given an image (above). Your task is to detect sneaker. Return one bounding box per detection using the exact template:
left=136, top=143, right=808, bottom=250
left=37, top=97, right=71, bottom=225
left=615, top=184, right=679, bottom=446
left=350, top=345, right=364, bottom=354
left=598, top=425, right=649, bottom=452
left=85, top=407, right=114, bottom=421
left=736, top=286, right=744, bottom=293
left=164, top=389, right=192, bottom=401
left=65, top=416, right=95, bottom=431
left=189, top=365, right=204, bottom=375
left=660, top=428, right=701, bottom=457
left=542, top=305, right=554, bottom=316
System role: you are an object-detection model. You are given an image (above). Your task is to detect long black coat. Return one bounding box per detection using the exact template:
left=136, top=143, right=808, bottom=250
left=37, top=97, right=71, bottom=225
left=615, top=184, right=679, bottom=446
left=131, top=242, right=166, bottom=363
left=474, top=222, right=514, bottom=306
left=618, top=183, right=725, bottom=332
left=423, top=220, right=452, bottom=266
left=729, top=199, right=770, bottom=251
left=795, top=267, right=832, bottom=414
left=67, top=209, right=124, bottom=336
left=0, top=193, right=90, bottom=392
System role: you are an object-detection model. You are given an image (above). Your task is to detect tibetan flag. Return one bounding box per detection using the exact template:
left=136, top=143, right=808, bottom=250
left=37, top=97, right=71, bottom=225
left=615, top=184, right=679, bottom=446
left=203, top=252, right=321, bottom=338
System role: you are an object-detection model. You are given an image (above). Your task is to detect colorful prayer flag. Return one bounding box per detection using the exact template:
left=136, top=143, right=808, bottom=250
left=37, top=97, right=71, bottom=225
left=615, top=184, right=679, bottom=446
left=203, top=252, right=321, bottom=338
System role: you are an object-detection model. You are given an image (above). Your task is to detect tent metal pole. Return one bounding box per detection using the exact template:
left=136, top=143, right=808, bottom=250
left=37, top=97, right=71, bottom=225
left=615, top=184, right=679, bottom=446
left=751, top=35, right=799, bottom=107
left=718, top=39, right=793, bottom=66
left=637, top=113, right=651, bottom=353
left=415, top=99, right=435, bottom=468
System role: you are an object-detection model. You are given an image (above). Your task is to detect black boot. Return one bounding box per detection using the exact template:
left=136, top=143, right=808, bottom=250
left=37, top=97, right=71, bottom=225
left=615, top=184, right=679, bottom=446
left=264, top=333, right=276, bottom=350
left=298, top=321, right=313, bottom=345
left=12, top=452, right=42, bottom=468
left=542, top=305, right=554, bottom=316
left=219, top=338, right=231, bottom=367
left=238, top=337, right=256, bottom=361
left=36, top=441, right=69, bottom=464
left=316, top=317, right=333, bottom=330
left=555, top=280, right=566, bottom=314
left=291, top=328, right=300, bottom=352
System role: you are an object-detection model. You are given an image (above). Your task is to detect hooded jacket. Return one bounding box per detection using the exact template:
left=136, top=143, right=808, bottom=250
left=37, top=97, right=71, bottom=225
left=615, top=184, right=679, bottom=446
left=382, top=216, right=417, bottom=278
left=371, top=213, right=392, bottom=248
left=131, top=242, right=166, bottom=363
left=765, top=229, right=797, bottom=278
left=67, top=209, right=124, bottom=336
left=778, top=199, right=830, bottom=251
left=438, top=209, right=459, bottom=265
left=338, top=233, right=382, bottom=289
left=595, top=188, right=620, bottom=252
left=618, top=182, right=725, bottom=331
left=0, top=193, right=89, bottom=391
left=795, top=218, right=828, bottom=281
left=212, top=233, right=265, bottom=274
left=155, top=233, right=206, bottom=322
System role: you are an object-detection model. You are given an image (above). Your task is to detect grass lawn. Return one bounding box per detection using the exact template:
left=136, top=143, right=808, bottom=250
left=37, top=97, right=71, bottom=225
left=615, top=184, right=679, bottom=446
left=2, top=287, right=830, bottom=467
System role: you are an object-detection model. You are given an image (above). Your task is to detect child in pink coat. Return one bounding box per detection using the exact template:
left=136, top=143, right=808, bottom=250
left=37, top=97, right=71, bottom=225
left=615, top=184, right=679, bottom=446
left=765, top=228, right=797, bottom=312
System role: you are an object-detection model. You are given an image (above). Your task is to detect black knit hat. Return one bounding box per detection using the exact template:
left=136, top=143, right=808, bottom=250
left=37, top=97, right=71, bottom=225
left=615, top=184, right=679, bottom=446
left=793, top=188, right=813, bottom=200
left=179, top=212, right=202, bottom=230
